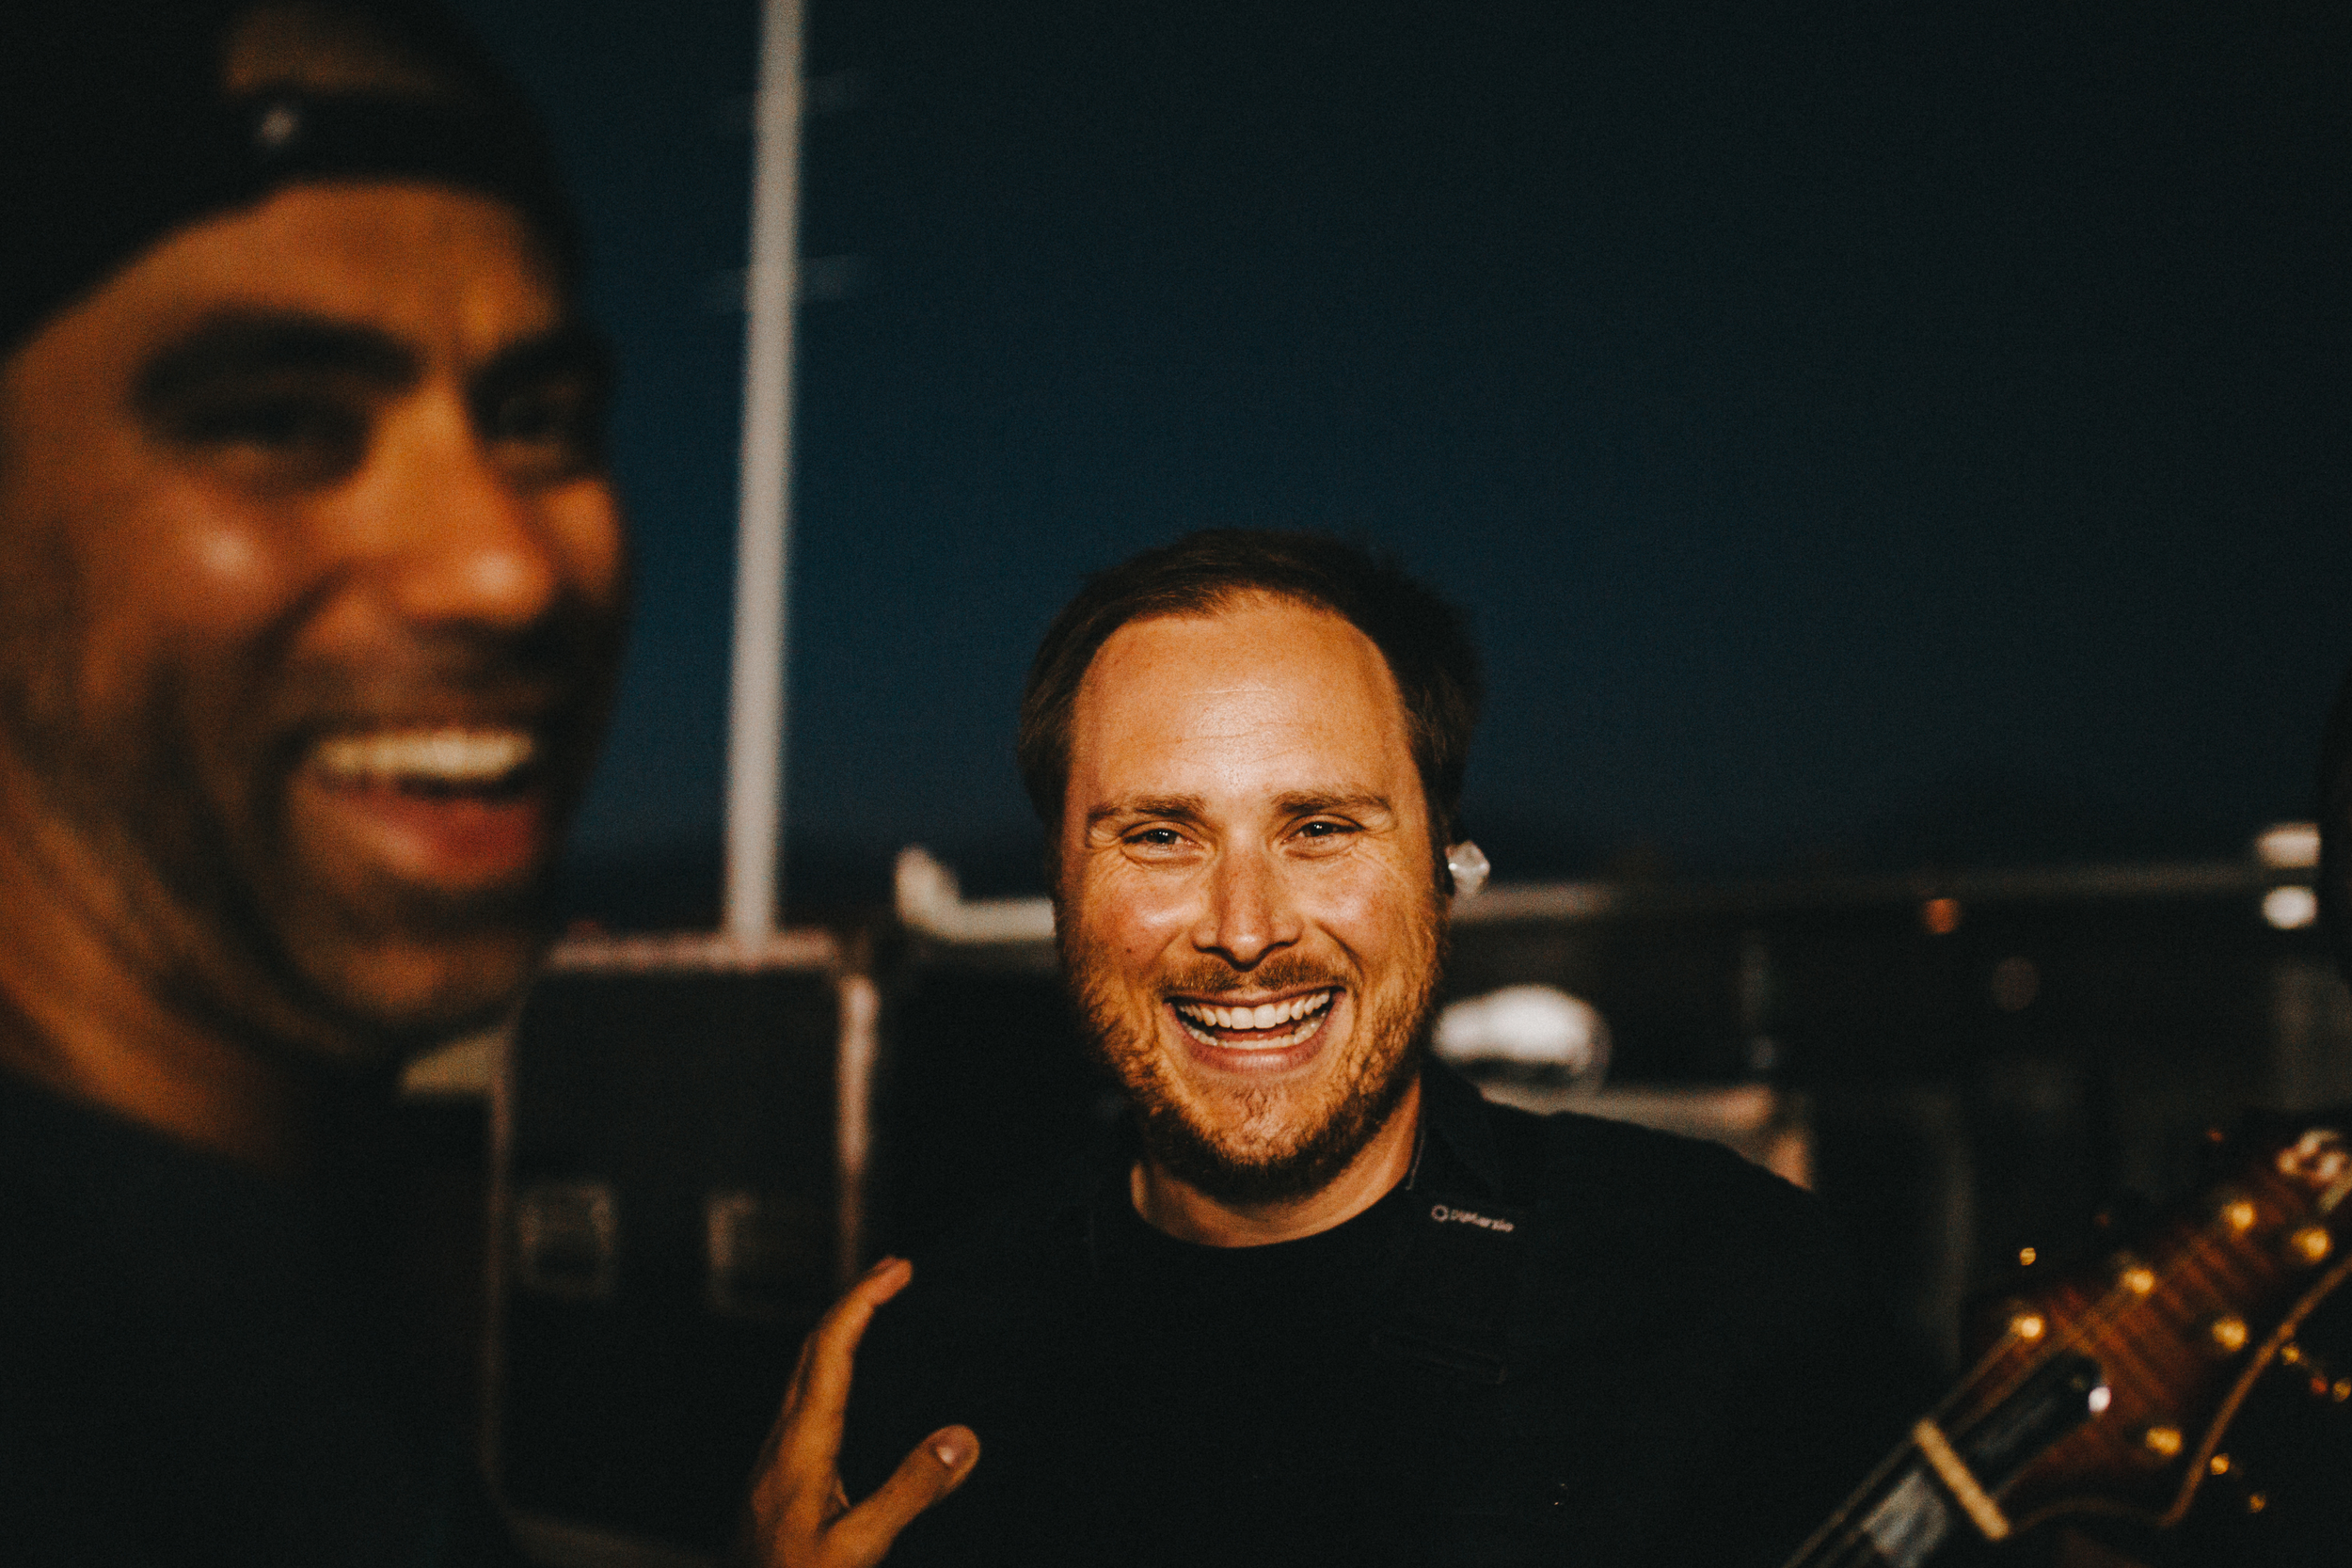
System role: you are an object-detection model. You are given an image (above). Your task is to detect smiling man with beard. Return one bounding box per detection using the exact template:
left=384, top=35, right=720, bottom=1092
left=0, top=3, right=623, bottom=1563
left=743, top=532, right=1915, bottom=1568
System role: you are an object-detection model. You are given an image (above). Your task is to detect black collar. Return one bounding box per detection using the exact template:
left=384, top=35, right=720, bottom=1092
left=1407, top=1056, right=1515, bottom=1202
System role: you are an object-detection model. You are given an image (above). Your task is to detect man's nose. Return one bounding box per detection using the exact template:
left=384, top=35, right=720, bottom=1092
left=1193, top=844, right=1300, bottom=969
left=364, top=396, right=564, bottom=630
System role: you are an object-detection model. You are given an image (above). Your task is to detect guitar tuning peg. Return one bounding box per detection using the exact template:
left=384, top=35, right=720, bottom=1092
left=2204, top=1451, right=2273, bottom=1515
left=2277, top=1341, right=2347, bottom=1402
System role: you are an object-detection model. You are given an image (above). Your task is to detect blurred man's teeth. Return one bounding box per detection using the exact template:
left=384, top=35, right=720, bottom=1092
left=312, top=728, right=535, bottom=786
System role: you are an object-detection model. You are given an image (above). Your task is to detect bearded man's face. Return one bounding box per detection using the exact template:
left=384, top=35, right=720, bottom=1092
left=1054, top=594, right=1443, bottom=1207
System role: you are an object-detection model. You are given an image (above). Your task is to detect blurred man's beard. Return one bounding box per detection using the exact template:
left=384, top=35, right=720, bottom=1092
left=1060, top=914, right=1443, bottom=1209
left=0, top=605, right=617, bottom=1065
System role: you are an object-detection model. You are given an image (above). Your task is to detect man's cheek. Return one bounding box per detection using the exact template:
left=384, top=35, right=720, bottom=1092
left=175, top=521, right=278, bottom=594
left=1109, top=872, right=1203, bottom=946
left=145, top=490, right=300, bottom=627
left=546, top=486, right=628, bottom=605
left=1317, top=878, right=1425, bottom=952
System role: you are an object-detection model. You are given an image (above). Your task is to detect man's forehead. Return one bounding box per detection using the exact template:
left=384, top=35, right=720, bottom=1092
left=0, top=185, right=577, bottom=483
left=1082, top=597, right=1399, bottom=705
left=82, top=183, right=568, bottom=370
left=1070, top=598, right=1415, bottom=784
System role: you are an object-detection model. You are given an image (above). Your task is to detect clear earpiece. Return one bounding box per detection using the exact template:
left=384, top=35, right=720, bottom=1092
left=1446, top=841, right=1490, bottom=899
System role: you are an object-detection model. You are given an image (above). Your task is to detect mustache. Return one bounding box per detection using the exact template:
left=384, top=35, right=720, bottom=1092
left=1158, top=955, right=1347, bottom=998
left=257, top=611, right=623, bottom=731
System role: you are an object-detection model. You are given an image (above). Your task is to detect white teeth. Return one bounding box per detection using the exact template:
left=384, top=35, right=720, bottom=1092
left=1173, top=990, right=1335, bottom=1034
left=312, top=728, right=535, bottom=785
left=1173, top=997, right=1335, bottom=1053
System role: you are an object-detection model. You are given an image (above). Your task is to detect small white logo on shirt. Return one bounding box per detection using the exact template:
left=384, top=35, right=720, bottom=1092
left=1429, top=1203, right=1515, bottom=1233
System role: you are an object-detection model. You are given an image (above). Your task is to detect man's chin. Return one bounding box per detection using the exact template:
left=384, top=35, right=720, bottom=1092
left=1137, top=1054, right=1422, bottom=1210
left=263, top=923, right=548, bottom=1069
left=1142, top=1116, right=1367, bottom=1208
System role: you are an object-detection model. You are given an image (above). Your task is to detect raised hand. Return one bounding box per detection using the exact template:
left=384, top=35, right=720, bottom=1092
left=735, top=1258, right=979, bottom=1568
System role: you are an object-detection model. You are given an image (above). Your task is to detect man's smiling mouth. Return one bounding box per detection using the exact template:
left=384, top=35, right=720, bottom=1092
left=1171, top=988, right=1337, bottom=1050
left=310, top=725, right=538, bottom=795
left=294, top=724, right=556, bottom=889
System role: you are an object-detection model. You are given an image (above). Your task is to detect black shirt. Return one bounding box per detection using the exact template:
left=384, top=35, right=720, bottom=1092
left=842, top=1062, right=1920, bottom=1567
left=0, top=1069, right=518, bottom=1568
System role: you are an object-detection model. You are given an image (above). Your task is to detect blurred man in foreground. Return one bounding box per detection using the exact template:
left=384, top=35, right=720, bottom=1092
left=745, top=531, right=1911, bottom=1567
left=0, top=2, right=625, bottom=1560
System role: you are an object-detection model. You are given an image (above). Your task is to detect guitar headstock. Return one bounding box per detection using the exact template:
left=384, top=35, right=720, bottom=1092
left=1951, top=1118, right=2352, bottom=1533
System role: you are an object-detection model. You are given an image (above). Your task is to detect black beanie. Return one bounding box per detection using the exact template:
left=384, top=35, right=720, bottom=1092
left=0, top=0, right=582, bottom=362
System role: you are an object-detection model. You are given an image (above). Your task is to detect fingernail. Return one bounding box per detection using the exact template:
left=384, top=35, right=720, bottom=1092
left=931, top=1432, right=969, bottom=1468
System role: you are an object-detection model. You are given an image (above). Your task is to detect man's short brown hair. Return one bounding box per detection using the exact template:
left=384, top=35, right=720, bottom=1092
left=1018, top=530, right=1483, bottom=879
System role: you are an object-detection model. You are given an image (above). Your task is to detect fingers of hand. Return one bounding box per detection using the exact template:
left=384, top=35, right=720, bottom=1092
left=773, top=1258, right=913, bottom=1478
left=752, top=1334, right=820, bottom=1477
left=818, top=1427, right=981, bottom=1568
left=787, top=1258, right=910, bottom=1411
left=753, top=1259, right=908, bottom=1523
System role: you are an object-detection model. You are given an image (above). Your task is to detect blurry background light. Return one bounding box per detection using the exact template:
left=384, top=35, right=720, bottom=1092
left=1990, top=956, right=2040, bottom=1012
left=2263, top=884, right=2319, bottom=930
left=2255, top=822, right=2321, bottom=870
left=1434, top=984, right=1611, bottom=1085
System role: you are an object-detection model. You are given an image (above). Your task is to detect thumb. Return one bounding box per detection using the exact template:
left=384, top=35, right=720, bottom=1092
left=820, top=1427, right=980, bottom=1567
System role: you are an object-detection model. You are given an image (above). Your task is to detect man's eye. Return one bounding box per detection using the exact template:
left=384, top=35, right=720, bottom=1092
left=482, top=381, right=604, bottom=479
left=1296, top=820, right=1355, bottom=839
left=163, top=392, right=368, bottom=479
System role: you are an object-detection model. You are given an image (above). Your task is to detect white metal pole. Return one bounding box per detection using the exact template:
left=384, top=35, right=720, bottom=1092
left=724, top=0, right=807, bottom=942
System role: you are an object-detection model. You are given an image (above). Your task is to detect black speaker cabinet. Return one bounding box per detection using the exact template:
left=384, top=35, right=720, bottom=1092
left=867, top=934, right=1113, bottom=1260
left=490, top=931, right=870, bottom=1561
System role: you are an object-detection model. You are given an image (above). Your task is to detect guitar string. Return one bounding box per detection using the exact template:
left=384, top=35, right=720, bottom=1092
left=1790, top=1499, right=1911, bottom=1568
left=1782, top=1441, right=1926, bottom=1567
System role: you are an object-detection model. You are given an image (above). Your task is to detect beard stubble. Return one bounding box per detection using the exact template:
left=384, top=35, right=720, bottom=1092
left=1060, top=901, right=1445, bottom=1209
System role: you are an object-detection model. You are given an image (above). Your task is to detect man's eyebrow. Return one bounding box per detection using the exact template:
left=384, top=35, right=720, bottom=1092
left=134, top=311, right=420, bottom=411
left=1275, top=791, right=1394, bottom=818
left=1086, top=795, right=1210, bottom=832
left=472, top=321, right=613, bottom=398
left=1082, top=792, right=1396, bottom=832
